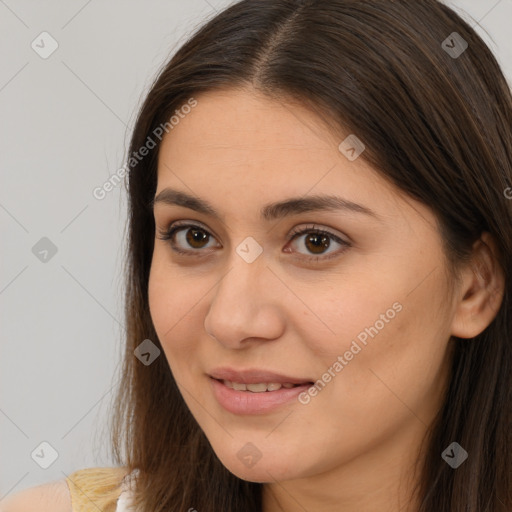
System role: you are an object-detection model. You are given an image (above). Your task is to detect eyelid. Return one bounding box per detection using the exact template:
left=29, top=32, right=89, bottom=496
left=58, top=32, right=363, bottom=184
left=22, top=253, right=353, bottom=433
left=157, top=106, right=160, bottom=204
left=288, top=223, right=349, bottom=244
left=156, top=220, right=351, bottom=261
left=156, top=220, right=221, bottom=256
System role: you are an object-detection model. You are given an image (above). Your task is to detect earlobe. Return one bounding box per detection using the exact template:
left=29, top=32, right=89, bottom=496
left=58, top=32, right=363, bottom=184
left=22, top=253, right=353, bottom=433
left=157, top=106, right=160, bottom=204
left=450, top=232, right=505, bottom=339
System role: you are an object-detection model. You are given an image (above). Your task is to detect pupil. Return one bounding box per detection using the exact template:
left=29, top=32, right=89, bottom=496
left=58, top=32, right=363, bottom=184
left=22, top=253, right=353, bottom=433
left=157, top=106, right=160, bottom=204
left=187, top=229, right=208, bottom=248
left=183, top=230, right=330, bottom=254
left=306, top=234, right=329, bottom=254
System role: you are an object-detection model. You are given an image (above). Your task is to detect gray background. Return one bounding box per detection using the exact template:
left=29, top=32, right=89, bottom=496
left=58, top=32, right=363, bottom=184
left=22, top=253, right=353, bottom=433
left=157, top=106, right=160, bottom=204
left=1, top=0, right=511, bottom=498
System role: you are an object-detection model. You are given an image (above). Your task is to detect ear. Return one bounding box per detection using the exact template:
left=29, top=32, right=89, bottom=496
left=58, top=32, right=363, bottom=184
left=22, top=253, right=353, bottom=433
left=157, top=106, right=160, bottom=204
left=450, top=232, right=505, bottom=339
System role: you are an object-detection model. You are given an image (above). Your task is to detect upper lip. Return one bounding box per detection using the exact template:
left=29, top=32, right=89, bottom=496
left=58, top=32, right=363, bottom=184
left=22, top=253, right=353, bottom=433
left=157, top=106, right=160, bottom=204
left=209, top=367, right=313, bottom=385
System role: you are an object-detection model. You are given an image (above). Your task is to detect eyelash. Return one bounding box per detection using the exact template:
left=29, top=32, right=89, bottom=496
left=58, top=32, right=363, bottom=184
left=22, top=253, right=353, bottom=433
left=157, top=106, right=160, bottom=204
left=156, top=221, right=351, bottom=263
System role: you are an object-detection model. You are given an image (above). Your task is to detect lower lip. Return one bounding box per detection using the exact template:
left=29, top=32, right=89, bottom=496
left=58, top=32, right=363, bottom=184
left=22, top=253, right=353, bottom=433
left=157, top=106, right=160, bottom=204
left=209, top=377, right=312, bottom=415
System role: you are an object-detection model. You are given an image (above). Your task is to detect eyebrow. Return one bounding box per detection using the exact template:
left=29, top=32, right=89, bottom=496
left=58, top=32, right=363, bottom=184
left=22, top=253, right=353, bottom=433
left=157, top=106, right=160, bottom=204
left=151, top=188, right=382, bottom=222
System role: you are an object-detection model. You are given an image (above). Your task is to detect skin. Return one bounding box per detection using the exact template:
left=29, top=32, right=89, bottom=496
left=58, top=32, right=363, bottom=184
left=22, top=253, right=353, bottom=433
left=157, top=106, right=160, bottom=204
left=148, top=87, right=504, bottom=512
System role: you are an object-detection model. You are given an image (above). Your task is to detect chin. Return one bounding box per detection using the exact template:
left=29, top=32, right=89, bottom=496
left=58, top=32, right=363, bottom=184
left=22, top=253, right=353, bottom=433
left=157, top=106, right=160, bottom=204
left=214, top=447, right=304, bottom=483
left=226, top=462, right=295, bottom=483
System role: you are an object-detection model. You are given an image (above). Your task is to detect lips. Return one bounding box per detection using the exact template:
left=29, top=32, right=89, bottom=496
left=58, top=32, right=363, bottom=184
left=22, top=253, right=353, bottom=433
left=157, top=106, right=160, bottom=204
left=209, top=375, right=313, bottom=414
left=208, top=367, right=314, bottom=386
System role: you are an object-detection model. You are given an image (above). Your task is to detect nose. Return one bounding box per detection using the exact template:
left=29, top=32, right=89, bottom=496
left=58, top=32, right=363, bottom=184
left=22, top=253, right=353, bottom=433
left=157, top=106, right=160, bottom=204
left=203, top=253, right=285, bottom=349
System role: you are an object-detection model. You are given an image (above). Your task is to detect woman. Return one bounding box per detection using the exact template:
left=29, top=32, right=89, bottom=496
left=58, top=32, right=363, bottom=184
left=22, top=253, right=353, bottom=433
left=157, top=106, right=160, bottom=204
left=4, top=0, right=511, bottom=511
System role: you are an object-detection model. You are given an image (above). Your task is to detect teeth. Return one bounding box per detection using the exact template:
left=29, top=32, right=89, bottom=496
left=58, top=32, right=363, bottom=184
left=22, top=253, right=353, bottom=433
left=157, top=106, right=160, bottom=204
left=231, top=381, right=247, bottom=391
left=246, top=383, right=270, bottom=392
left=222, top=380, right=300, bottom=392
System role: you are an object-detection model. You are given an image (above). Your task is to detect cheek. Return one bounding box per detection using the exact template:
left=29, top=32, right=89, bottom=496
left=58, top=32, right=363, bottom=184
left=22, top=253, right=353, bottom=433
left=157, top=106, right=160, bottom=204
left=148, top=258, right=199, bottom=360
left=303, top=274, right=406, bottom=360
left=313, top=272, right=452, bottom=431
left=148, top=257, right=175, bottom=335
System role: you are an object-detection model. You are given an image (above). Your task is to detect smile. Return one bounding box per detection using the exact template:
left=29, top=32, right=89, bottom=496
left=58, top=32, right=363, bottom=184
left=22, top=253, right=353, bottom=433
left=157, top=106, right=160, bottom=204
left=220, top=380, right=300, bottom=392
left=209, top=377, right=313, bottom=414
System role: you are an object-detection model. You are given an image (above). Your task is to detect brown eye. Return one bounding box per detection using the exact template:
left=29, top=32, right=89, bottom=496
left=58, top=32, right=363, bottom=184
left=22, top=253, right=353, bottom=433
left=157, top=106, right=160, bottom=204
left=303, top=232, right=331, bottom=254
left=157, top=221, right=351, bottom=262
left=184, top=227, right=210, bottom=249
left=156, top=222, right=220, bottom=256
left=286, top=224, right=350, bottom=261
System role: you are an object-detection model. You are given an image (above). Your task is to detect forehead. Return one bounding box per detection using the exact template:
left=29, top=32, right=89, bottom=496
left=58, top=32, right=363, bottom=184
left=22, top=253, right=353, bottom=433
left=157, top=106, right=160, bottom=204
left=159, top=87, right=341, bottom=165
left=154, top=87, right=428, bottom=227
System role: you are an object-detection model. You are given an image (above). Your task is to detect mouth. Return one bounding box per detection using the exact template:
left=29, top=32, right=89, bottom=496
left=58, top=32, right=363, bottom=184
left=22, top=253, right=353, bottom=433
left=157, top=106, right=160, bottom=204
left=208, top=375, right=315, bottom=415
left=208, top=367, right=314, bottom=386
left=212, top=378, right=311, bottom=392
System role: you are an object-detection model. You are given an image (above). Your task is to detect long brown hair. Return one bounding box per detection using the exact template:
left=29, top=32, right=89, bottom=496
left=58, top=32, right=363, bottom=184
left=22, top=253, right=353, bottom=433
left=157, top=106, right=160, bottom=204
left=107, top=1, right=512, bottom=510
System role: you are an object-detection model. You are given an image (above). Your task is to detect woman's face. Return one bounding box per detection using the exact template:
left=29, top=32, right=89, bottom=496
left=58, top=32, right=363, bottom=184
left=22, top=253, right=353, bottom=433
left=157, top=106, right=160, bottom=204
left=148, top=87, right=457, bottom=487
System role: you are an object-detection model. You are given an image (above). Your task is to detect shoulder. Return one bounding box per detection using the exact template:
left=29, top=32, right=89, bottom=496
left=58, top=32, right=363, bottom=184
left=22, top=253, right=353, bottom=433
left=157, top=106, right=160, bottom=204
left=1, top=467, right=131, bottom=512
left=0, top=479, right=72, bottom=512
